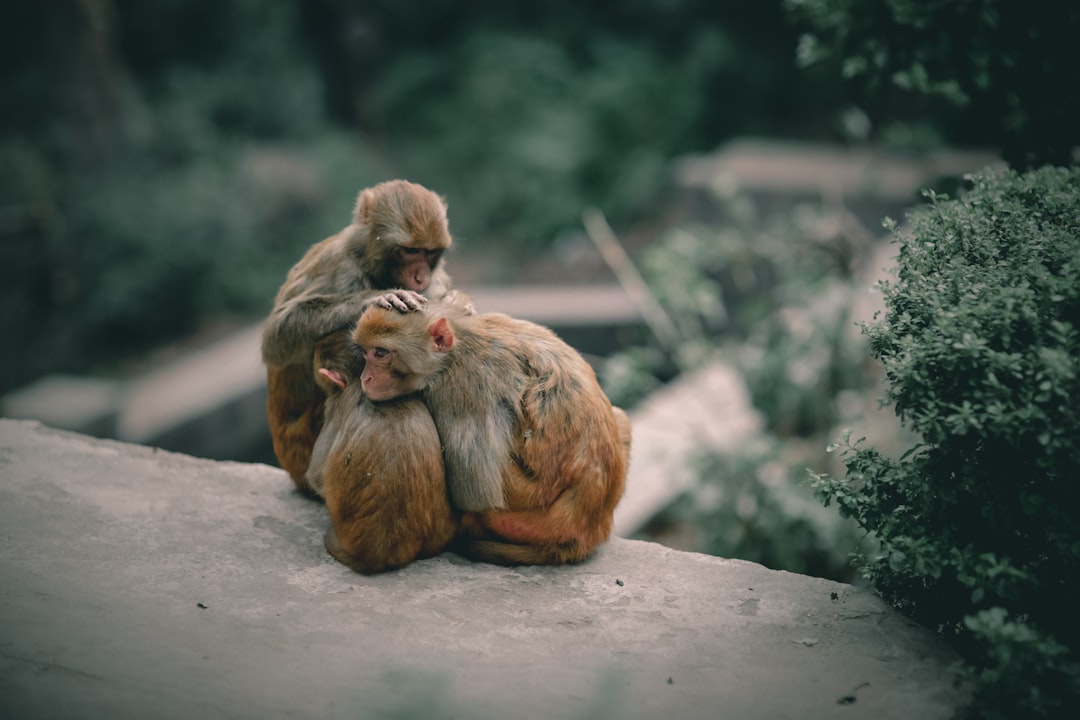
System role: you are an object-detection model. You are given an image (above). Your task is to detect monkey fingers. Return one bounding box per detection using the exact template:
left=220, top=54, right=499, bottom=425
left=442, top=290, right=476, bottom=315
left=373, top=290, right=428, bottom=313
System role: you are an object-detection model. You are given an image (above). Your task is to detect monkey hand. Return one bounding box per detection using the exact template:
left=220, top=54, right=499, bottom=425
left=372, top=290, right=428, bottom=313
left=443, top=290, right=477, bottom=315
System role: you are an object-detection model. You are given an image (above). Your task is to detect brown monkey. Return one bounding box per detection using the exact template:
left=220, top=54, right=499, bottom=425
left=352, top=295, right=632, bottom=566
left=306, top=330, right=457, bottom=574
left=304, top=329, right=362, bottom=498
left=261, top=179, right=453, bottom=493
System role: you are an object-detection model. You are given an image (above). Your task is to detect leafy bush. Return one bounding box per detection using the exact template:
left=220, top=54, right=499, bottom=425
left=814, top=166, right=1080, bottom=718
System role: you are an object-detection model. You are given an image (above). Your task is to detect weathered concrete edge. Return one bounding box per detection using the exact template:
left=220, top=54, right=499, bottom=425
left=0, top=419, right=968, bottom=720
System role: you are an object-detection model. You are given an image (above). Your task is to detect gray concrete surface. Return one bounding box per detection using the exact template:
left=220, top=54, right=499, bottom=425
left=0, top=419, right=965, bottom=719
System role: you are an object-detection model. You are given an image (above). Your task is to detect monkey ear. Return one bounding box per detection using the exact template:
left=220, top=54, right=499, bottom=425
left=353, top=188, right=375, bottom=223
left=318, top=368, right=347, bottom=389
left=428, top=318, right=455, bottom=352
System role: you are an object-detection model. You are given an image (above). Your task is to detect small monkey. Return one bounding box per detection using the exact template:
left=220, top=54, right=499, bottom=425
left=261, top=179, right=454, bottom=492
left=353, top=295, right=631, bottom=566
left=307, top=330, right=457, bottom=574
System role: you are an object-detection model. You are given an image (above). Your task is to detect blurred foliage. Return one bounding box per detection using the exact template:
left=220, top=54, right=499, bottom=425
left=7, top=0, right=1051, bottom=393
left=304, top=1, right=846, bottom=252
left=653, top=437, right=867, bottom=581
left=603, top=188, right=876, bottom=581
left=785, top=0, right=1080, bottom=167
left=1, top=0, right=851, bottom=393
left=814, top=167, right=1080, bottom=718
left=0, top=1, right=390, bottom=392
left=603, top=188, right=869, bottom=421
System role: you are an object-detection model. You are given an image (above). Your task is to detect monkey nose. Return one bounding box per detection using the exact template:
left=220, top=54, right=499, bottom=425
left=408, top=273, right=429, bottom=292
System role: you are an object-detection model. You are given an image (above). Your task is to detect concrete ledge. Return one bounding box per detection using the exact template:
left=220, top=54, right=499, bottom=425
left=0, top=419, right=965, bottom=719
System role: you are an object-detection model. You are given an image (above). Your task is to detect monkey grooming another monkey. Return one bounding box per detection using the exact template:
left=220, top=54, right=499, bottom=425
left=306, top=330, right=457, bottom=574
left=352, top=295, right=632, bottom=566
left=261, top=179, right=454, bottom=493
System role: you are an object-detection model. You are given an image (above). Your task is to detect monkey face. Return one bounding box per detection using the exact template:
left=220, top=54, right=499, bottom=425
left=353, top=305, right=453, bottom=401
left=394, top=246, right=444, bottom=293
left=359, top=347, right=422, bottom=401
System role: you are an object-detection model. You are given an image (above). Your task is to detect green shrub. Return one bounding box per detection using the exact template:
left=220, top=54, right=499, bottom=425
left=814, top=166, right=1080, bottom=718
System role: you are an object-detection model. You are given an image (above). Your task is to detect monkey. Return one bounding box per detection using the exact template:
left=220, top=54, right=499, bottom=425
left=261, top=179, right=454, bottom=493
left=305, top=329, right=457, bottom=574
left=352, top=294, right=632, bottom=566
left=304, top=329, right=362, bottom=498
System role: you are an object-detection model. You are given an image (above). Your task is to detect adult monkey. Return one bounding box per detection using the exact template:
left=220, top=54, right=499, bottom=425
left=261, top=179, right=453, bottom=492
left=352, top=295, right=632, bottom=566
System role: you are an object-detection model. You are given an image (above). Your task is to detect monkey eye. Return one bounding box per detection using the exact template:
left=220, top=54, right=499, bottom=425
left=399, top=246, right=442, bottom=264
left=372, top=347, right=390, bottom=360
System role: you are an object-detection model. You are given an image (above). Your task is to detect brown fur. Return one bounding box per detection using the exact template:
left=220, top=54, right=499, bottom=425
left=309, top=331, right=457, bottom=574
left=267, top=363, right=326, bottom=494
left=261, top=180, right=452, bottom=492
left=353, top=296, right=632, bottom=566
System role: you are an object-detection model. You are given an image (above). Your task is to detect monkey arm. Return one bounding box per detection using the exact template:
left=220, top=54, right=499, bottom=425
left=261, top=292, right=378, bottom=366
left=263, top=288, right=443, bottom=366
left=435, top=403, right=513, bottom=512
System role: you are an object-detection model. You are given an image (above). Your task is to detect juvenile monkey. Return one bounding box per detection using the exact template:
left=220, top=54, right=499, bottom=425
left=304, top=329, right=362, bottom=498
left=261, top=179, right=453, bottom=492
left=307, top=330, right=457, bottom=574
left=353, top=296, right=632, bottom=566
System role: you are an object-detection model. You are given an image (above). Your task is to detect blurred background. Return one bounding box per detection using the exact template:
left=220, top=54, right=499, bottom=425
left=3, top=0, right=1074, bottom=581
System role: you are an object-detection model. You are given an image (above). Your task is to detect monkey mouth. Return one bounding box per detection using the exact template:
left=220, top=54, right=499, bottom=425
left=360, top=384, right=395, bottom=402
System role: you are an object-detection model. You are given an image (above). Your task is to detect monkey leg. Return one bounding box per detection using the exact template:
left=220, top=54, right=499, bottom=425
left=323, top=477, right=453, bottom=575
left=266, top=365, right=326, bottom=494
left=468, top=407, right=629, bottom=567
left=323, top=525, right=401, bottom=575
left=456, top=538, right=590, bottom=566
left=456, top=488, right=614, bottom=566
